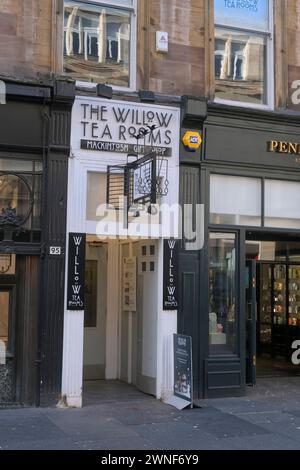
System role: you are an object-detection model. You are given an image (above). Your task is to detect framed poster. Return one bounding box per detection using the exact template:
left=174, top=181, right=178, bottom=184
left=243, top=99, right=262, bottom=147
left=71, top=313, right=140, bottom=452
left=123, top=257, right=137, bottom=312
left=174, top=334, right=193, bottom=405
left=67, top=233, right=86, bottom=311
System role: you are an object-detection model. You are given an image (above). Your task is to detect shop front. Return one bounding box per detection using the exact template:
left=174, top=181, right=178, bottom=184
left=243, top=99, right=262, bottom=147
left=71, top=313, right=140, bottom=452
left=0, top=78, right=75, bottom=407
left=179, top=103, right=300, bottom=399
left=62, top=95, right=181, bottom=408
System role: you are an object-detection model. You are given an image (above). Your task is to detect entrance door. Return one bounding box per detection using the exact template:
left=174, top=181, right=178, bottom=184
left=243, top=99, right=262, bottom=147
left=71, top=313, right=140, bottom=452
left=83, top=244, right=107, bottom=381
left=246, top=260, right=257, bottom=386
left=0, top=285, right=16, bottom=402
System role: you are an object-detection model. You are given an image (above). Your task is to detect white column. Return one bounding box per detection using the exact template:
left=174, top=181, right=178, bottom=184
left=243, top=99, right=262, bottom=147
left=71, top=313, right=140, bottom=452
left=156, top=239, right=177, bottom=401
left=105, top=240, right=120, bottom=379
left=61, top=157, right=86, bottom=408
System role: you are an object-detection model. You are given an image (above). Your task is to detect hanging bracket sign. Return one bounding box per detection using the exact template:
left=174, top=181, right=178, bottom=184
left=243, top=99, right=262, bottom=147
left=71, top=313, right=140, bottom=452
left=67, top=233, right=86, bottom=311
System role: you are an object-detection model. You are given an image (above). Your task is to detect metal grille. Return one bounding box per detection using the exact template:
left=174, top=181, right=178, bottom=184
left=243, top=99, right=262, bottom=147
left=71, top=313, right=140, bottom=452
left=107, top=165, right=126, bottom=210
left=0, top=361, right=15, bottom=403
left=107, top=154, right=169, bottom=205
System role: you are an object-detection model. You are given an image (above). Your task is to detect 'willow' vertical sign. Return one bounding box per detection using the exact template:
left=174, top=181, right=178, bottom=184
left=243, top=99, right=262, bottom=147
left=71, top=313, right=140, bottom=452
left=163, top=239, right=179, bottom=310
left=67, top=233, right=86, bottom=311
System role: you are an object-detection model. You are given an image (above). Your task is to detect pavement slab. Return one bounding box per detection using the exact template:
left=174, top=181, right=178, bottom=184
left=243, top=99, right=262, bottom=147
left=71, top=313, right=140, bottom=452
left=1, top=379, right=300, bottom=450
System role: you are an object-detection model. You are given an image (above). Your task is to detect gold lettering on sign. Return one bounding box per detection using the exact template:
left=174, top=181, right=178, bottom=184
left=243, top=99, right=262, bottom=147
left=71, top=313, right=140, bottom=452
left=267, top=140, right=300, bottom=155
left=268, top=141, right=278, bottom=152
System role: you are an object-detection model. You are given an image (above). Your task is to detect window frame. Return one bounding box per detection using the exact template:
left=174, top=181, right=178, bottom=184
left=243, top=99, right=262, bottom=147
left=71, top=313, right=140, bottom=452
left=213, top=0, right=274, bottom=110
left=63, top=0, right=137, bottom=92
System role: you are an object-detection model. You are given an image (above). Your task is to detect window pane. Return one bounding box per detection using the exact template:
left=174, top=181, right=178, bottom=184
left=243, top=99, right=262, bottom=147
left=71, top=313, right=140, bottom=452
left=210, top=174, right=262, bottom=226
left=215, top=0, right=270, bottom=31
left=0, top=292, right=9, bottom=360
left=215, top=28, right=267, bottom=105
left=0, top=159, right=34, bottom=172
left=86, top=172, right=107, bottom=220
left=85, top=260, right=98, bottom=328
left=64, top=1, right=131, bottom=87
left=107, top=0, right=133, bottom=5
left=265, top=180, right=300, bottom=229
left=209, top=233, right=237, bottom=356
left=0, top=174, right=32, bottom=225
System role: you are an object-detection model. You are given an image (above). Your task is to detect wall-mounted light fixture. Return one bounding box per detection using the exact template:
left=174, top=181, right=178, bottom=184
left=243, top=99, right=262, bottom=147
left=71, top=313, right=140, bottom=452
left=138, top=90, right=155, bottom=103
left=96, top=84, right=113, bottom=99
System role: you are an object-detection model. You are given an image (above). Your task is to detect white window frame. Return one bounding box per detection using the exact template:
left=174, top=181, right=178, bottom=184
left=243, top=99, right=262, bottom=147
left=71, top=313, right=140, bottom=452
left=63, top=0, right=137, bottom=92
left=214, top=0, right=274, bottom=110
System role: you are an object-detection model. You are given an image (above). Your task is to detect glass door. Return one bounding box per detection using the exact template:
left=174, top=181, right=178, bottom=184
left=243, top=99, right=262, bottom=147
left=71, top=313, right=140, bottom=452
left=0, top=287, right=16, bottom=403
left=246, top=260, right=257, bottom=386
left=288, top=266, right=300, bottom=358
left=258, top=264, right=272, bottom=356
left=272, top=265, right=287, bottom=357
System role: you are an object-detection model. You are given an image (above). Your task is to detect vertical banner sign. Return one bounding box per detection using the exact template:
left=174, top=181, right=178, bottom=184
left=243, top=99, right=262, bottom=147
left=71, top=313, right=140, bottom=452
left=163, top=239, right=179, bottom=310
left=174, top=334, right=193, bottom=405
left=67, top=233, right=86, bottom=311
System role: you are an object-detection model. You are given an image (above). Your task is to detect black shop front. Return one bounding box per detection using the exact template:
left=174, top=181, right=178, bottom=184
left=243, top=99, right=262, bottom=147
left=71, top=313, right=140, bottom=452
left=179, top=101, right=300, bottom=399
left=0, top=77, right=74, bottom=407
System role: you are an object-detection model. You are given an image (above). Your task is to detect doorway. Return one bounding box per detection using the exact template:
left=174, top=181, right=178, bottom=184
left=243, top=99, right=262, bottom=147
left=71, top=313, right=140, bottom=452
left=0, top=254, right=39, bottom=405
left=82, top=238, right=159, bottom=400
left=0, top=284, right=16, bottom=403
left=83, top=242, right=107, bottom=381
left=246, top=237, right=300, bottom=381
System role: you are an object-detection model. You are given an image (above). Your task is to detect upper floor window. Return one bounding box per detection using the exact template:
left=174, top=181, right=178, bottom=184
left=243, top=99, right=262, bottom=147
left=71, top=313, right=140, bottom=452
left=64, top=0, right=136, bottom=89
left=214, top=0, right=273, bottom=107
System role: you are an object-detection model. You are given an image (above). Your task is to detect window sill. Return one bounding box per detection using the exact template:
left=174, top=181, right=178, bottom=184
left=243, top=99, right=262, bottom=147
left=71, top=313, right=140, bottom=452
left=214, top=97, right=274, bottom=112
left=75, top=80, right=135, bottom=94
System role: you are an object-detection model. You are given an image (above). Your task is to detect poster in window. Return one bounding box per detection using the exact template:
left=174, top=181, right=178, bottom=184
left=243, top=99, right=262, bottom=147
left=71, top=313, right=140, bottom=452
left=123, top=257, right=137, bottom=312
left=214, top=0, right=269, bottom=31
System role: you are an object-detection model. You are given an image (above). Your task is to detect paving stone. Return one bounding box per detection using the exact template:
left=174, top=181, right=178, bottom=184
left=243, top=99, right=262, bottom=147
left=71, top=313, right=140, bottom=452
left=76, top=437, right=156, bottom=451
left=47, top=413, right=140, bottom=441
left=0, top=438, right=79, bottom=451
left=0, top=415, right=67, bottom=445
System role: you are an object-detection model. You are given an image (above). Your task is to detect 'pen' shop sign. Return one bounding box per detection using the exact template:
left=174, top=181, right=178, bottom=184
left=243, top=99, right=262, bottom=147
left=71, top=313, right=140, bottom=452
left=67, top=233, right=86, bottom=311
left=74, top=98, right=178, bottom=157
left=163, top=239, right=179, bottom=310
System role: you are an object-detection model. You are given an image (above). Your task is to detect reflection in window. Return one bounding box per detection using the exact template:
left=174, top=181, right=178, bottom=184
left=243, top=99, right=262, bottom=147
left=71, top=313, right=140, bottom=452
left=209, top=233, right=236, bottom=356
left=214, top=0, right=272, bottom=106
left=215, top=29, right=267, bottom=105
left=0, top=160, right=42, bottom=243
left=64, top=1, right=132, bottom=87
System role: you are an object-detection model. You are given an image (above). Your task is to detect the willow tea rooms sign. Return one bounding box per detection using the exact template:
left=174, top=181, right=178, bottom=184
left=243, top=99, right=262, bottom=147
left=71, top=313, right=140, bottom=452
left=71, top=97, right=180, bottom=158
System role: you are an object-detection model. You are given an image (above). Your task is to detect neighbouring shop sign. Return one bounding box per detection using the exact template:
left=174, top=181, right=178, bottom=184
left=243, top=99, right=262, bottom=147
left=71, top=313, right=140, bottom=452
left=174, top=334, right=193, bottom=405
left=267, top=140, right=300, bottom=155
left=67, top=233, right=86, bottom=311
left=163, top=239, right=179, bottom=310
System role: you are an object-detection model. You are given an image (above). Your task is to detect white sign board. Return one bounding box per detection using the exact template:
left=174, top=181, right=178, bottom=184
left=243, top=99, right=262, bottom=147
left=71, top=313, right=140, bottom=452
left=156, top=31, right=169, bottom=53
